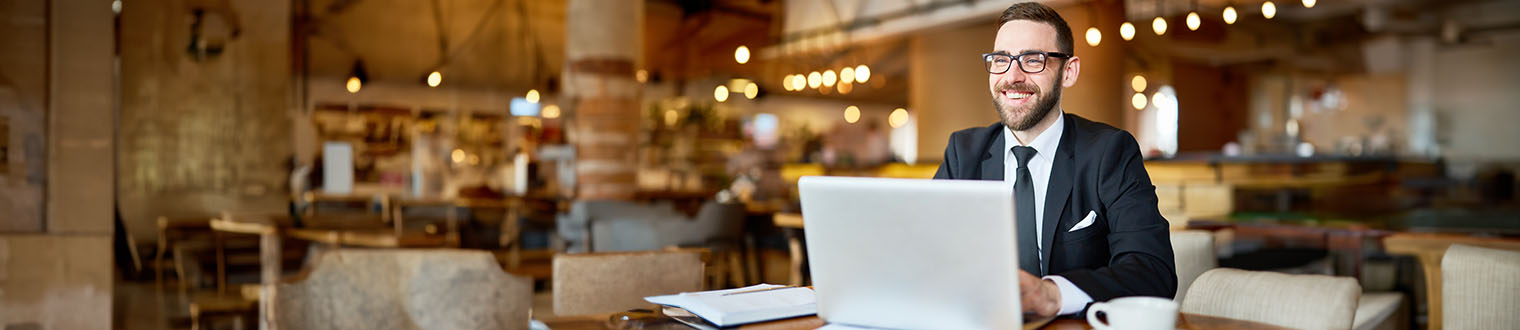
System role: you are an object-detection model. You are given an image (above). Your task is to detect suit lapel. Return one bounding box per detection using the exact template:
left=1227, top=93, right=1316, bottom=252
left=1040, top=117, right=1075, bottom=273
left=980, top=130, right=1005, bottom=181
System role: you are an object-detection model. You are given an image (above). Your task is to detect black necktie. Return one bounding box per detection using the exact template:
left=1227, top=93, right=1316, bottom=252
left=1012, top=146, right=1042, bottom=276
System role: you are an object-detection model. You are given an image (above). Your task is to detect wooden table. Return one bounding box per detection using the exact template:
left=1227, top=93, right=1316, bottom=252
left=772, top=213, right=806, bottom=286
left=541, top=312, right=1290, bottom=329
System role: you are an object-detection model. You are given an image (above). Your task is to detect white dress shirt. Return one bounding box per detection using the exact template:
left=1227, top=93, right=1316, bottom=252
left=1002, top=111, right=1094, bottom=315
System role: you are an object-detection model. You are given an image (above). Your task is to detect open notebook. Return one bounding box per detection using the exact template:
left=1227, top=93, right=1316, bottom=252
left=644, top=284, right=818, bottom=327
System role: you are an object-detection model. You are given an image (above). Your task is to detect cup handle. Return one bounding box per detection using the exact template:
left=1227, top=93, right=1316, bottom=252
left=1086, top=302, right=1111, bottom=330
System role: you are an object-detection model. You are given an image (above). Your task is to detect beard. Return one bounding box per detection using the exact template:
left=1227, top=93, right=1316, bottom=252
left=991, top=71, right=1063, bottom=131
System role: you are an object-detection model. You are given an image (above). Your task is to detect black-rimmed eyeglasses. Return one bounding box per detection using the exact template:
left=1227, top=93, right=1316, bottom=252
left=983, top=51, right=1072, bottom=74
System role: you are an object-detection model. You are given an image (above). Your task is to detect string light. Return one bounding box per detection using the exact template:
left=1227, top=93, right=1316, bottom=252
left=807, top=71, right=822, bottom=89
left=822, top=70, right=838, bottom=87
left=1120, top=22, right=1136, bottom=40
left=889, top=108, right=909, bottom=128
left=1085, top=27, right=1102, bottom=46
left=1263, top=1, right=1277, bottom=19
left=1187, top=12, right=1201, bottom=31
left=841, top=67, right=856, bottom=84
left=791, top=74, right=806, bottom=91
left=734, top=45, right=751, bottom=64
left=854, top=65, right=871, bottom=83
left=1153, top=17, right=1168, bottom=35
left=526, top=89, right=540, bottom=103
left=427, top=71, right=442, bottom=87
left=1132, top=75, right=1148, bottom=92
left=844, top=106, right=861, bottom=123
left=1132, top=93, right=1148, bottom=110
left=1223, top=6, right=1238, bottom=24
left=744, top=83, right=758, bottom=99
left=346, top=77, right=361, bottom=93
left=714, top=85, right=729, bottom=102
left=1303, top=0, right=1316, bottom=9
left=542, top=104, right=560, bottom=119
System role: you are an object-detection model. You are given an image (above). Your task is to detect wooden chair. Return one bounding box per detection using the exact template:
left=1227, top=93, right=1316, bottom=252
left=154, top=216, right=216, bottom=298
left=1182, top=268, right=1362, bottom=329
left=551, top=250, right=704, bottom=316
left=1440, top=244, right=1520, bottom=329
left=1382, top=233, right=1520, bottom=330
left=272, top=249, right=533, bottom=330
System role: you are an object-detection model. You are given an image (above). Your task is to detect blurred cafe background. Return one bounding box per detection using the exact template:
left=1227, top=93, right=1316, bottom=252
left=1, top=0, right=1518, bottom=329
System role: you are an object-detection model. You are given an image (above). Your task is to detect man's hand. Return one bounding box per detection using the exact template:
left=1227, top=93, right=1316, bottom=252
left=1018, top=270, right=1062, bottom=317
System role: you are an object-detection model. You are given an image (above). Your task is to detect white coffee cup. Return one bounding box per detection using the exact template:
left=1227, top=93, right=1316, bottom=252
left=1085, top=296, right=1178, bottom=330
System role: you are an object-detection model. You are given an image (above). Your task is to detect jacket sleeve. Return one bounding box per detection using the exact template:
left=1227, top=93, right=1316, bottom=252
left=1056, top=131, right=1178, bottom=301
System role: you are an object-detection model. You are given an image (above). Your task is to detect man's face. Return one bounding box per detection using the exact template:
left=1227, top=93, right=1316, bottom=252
left=989, top=20, right=1079, bottom=131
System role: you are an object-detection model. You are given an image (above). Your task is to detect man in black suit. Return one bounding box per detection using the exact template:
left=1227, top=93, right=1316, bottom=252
left=932, top=2, right=1176, bottom=318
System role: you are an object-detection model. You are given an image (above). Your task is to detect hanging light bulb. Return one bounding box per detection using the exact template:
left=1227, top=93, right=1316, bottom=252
left=822, top=70, right=838, bottom=87
left=1153, top=17, right=1168, bottom=35
left=1132, top=93, right=1149, bottom=110
left=841, top=67, right=856, bottom=84
left=744, top=82, right=758, bottom=99
left=782, top=75, right=794, bottom=91
left=791, top=74, right=806, bottom=91
left=1303, top=0, right=1316, bottom=9
left=427, top=71, right=442, bottom=87
left=1223, top=6, right=1238, bottom=24
left=734, top=45, right=751, bottom=64
left=1085, top=27, right=1103, bottom=46
left=844, top=106, right=861, bottom=123
left=346, top=61, right=367, bottom=94
left=1262, top=1, right=1277, bottom=19
left=854, top=65, right=871, bottom=83
left=1187, top=12, right=1201, bottom=31
left=1132, top=75, right=1148, bottom=92
left=807, top=71, right=822, bottom=89
left=714, top=85, right=729, bottom=102
left=526, top=89, right=540, bottom=103
left=1120, top=22, right=1136, bottom=40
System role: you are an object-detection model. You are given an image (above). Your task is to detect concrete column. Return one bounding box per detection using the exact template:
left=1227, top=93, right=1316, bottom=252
left=564, top=0, right=643, bottom=200
left=1, top=0, right=115, bottom=328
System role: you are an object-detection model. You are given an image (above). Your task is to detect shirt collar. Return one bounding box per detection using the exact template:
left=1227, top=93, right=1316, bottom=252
left=1002, top=109, right=1065, bottom=162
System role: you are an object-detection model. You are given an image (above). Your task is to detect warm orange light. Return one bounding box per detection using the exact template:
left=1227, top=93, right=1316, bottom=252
left=1120, top=22, right=1136, bottom=40
left=1187, top=12, right=1201, bottom=31
left=844, top=106, right=860, bottom=123
left=1223, top=6, right=1238, bottom=24
left=1085, top=27, right=1102, bottom=46
left=714, top=85, right=729, bottom=102
left=1263, top=1, right=1277, bottom=19
left=1153, top=17, right=1168, bottom=35
left=345, top=77, right=361, bottom=93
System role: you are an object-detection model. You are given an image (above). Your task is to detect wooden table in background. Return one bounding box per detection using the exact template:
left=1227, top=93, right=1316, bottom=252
left=772, top=213, right=806, bottom=286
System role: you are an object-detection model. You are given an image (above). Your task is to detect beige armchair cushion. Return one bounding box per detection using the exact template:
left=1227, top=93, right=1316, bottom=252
left=1171, top=230, right=1217, bottom=302
left=552, top=251, right=704, bottom=316
left=1441, top=244, right=1520, bottom=330
left=1182, top=268, right=1361, bottom=330
left=274, top=249, right=533, bottom=330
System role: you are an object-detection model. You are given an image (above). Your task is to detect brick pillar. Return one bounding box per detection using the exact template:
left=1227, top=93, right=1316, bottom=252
left=564, top=0, right=642, bottom=200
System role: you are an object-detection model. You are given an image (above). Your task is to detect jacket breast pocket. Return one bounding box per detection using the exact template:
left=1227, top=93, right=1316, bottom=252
left=1059, top=215, right=1105, bottom=243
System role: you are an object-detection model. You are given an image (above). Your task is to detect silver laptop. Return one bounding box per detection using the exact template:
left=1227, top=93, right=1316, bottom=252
left=799, top=176, right=1023, bottom=329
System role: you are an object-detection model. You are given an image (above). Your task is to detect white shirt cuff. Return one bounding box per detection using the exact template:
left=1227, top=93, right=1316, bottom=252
left=1044, top=275, right=1093, bottom=316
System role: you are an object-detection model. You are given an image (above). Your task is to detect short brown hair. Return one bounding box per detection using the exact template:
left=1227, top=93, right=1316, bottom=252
left=997, top=2, right=1074, bottom=55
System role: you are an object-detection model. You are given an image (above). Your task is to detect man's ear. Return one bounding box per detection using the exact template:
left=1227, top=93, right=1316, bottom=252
left=1062, top=56, right=1081, bottom=88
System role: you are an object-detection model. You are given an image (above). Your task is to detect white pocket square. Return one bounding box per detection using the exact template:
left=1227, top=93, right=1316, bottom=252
left=1068, top=211, right=1097, bottom=232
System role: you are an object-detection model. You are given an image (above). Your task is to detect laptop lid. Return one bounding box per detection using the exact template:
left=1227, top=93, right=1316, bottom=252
left=800, top=176, right=1022, bottom=329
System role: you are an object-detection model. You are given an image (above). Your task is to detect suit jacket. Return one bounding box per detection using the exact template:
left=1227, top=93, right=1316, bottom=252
left=932, top=113, right=1177, bottom=301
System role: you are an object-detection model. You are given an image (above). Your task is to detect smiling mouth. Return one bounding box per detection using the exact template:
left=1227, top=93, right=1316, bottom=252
left=1001, top=90, right=1034, bottom=100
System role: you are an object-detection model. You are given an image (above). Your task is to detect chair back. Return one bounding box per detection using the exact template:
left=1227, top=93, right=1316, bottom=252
left=552, top=251, right=704, bottom=316
left=274, top=249, right=532, bottom=330
left=1441, top=244, right=1520, bottom=330
left=1171, top=230, right=1217, bottom=302
left=1182, top=268, right=1361, bottom=330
